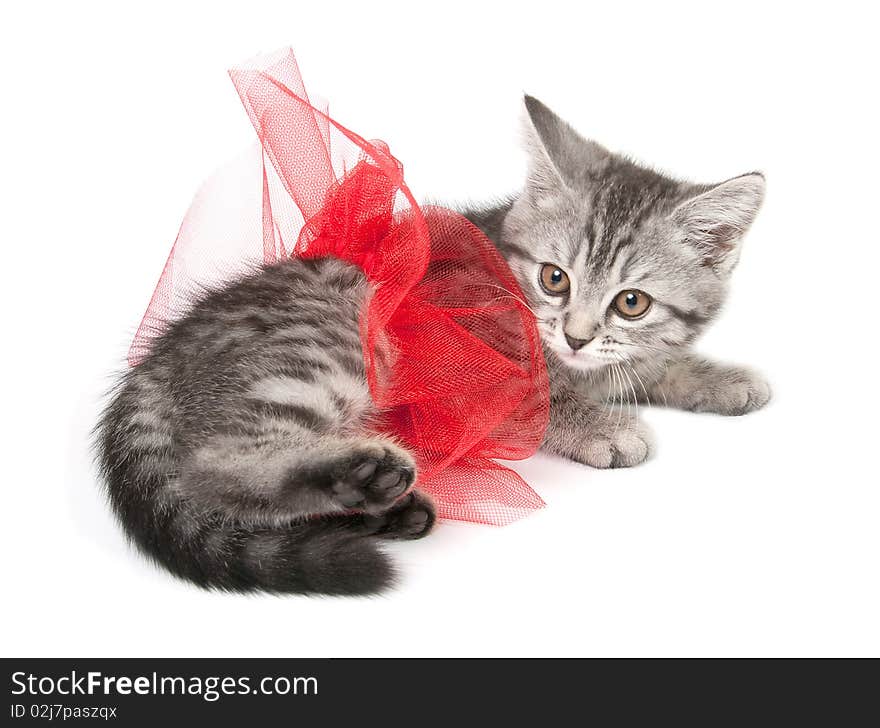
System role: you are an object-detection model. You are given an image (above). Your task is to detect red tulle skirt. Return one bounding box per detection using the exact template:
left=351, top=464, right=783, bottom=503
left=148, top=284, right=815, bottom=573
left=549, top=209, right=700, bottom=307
left=130, top=49, right=550, bottom=525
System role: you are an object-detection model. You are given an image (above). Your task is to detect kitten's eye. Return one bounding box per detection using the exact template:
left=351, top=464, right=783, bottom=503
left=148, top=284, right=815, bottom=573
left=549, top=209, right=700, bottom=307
left=539, top=264, right=570, bottom=296
left=612, top=289, right=652, bottom=319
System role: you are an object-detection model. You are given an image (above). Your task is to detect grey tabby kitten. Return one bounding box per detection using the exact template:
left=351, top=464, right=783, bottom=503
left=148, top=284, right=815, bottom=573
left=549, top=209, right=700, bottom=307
left=97, top=95, right=768, bottom=595
left=467, top=96, right=770, bottom=468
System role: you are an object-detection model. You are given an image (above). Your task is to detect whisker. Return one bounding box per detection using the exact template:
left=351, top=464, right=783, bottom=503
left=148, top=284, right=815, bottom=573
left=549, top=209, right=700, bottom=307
left=612, top=346, right=671, bottom=408
left=612, top=364, right=625, bottom=435
left=470, top=283, right=540, bottom=319
left=603, top=365, right=619, bottom=424
left=625, top=359, right=652, bottom=405
left=616, top=357, right=640, bottom=419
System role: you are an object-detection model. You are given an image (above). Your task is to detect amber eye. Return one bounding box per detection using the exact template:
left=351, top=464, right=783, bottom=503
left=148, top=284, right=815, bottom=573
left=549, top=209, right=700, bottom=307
left=613, top=289, right=652, bottom=319
left=539, top=264, right=570, bottom=295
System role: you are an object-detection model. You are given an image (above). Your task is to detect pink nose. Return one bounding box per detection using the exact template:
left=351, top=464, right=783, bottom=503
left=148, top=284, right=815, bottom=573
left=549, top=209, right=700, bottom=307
left=564, top=333, right=593, bottom=351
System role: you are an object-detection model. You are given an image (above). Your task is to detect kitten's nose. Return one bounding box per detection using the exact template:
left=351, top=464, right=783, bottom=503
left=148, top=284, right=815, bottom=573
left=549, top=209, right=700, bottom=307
left=564, top=333, right=593, bottom=351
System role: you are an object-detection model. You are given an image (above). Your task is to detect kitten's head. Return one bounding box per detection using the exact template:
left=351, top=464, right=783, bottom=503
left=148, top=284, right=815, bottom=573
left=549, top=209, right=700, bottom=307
left=501, top=95, right=765, bottom=373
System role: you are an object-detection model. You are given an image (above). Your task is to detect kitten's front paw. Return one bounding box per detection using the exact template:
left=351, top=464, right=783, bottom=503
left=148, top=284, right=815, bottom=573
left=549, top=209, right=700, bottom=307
left=575, top=415, right=653, bottom=469
left=686, top=366, right=771, bottom=416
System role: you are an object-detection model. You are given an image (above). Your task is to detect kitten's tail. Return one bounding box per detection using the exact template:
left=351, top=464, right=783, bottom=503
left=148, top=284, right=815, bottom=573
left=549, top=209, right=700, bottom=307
left=95, top=412, right=393, bottom=596
left=105, top=468, right=393, bottom=595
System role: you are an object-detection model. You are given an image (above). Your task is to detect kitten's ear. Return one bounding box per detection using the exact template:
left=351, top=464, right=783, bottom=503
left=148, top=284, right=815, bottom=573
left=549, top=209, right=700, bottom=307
left=672, top=173, right=766, bottom=274
left=521, top=95, right=608, bottom=193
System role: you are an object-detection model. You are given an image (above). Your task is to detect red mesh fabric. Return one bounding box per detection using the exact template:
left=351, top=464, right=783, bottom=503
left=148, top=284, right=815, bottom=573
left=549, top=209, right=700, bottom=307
left=130, top=49, right=549, bottom=525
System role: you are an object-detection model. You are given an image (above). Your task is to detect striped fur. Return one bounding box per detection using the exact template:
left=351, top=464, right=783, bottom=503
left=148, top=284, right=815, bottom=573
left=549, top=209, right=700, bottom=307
left=465, top=96, right=770, bottom=470
left=97, top=259, right=435, bottom=595
left=97, top=95, right=770, bottom=593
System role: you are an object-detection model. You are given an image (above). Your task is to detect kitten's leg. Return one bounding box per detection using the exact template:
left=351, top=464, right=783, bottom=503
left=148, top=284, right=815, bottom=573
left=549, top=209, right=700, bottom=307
left=359, top=491, right=436, bottom=540
left=174, top=354, right=436, bottom=538
left=126, top=429, right=433, bottom=594
left=644, top=354, right=771, bottom=415
left=176, top=431, right=420, bottom=521
left=542, top=388, right=653, bottom=468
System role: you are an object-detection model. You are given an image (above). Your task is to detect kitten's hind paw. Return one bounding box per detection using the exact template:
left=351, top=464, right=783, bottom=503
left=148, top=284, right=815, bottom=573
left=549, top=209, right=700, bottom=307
left=324, top=440, right=416, bottom=515
left=361, top=491, right=436, bottom=540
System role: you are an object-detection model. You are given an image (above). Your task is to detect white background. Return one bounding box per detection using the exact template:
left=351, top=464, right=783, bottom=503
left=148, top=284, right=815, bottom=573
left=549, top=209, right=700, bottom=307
left=2, top=1, right=878, bottom=657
